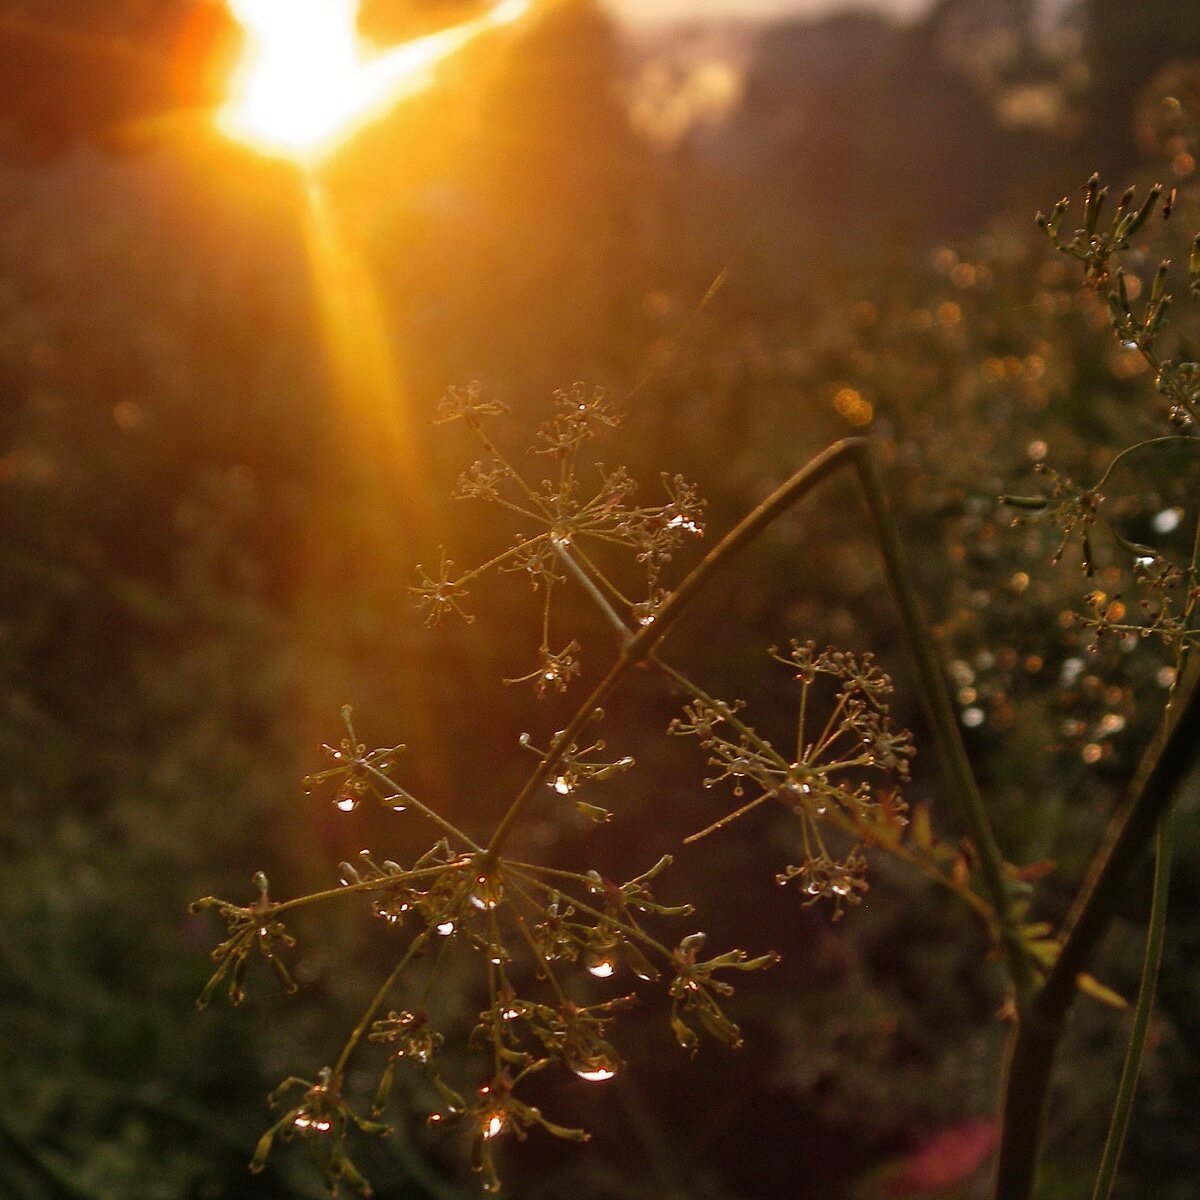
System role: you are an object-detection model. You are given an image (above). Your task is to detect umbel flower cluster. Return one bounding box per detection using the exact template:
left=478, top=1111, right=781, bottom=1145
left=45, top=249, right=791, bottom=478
left=192, top=389, right=965, bottom=1198
left=412, top=381, right=706, bottom=676
left=669, top=642, right=914, bottom=916
left=1009, top=175, right=1200, bottom=657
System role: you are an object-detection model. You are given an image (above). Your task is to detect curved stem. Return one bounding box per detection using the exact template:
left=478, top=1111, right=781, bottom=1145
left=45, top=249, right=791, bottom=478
left=1091, top=436, right=1196, bottom=493
left=482, top=438, right=865, bottom=863
left=487, top=439, right=1013, bottom=965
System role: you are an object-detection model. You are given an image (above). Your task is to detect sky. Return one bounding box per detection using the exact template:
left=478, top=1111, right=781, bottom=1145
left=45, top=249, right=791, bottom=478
left=601, top=0, right=936, bottom=25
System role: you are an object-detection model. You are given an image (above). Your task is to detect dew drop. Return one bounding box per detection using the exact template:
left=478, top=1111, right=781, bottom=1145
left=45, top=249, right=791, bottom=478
left=587, top=954, right=617, bottom=978
left=483, top=1112, right=506, bottom=1139
left=436, top=920, right=456, bottom=936
left=571, top=1061, right=617, bottom=1082
left=386, top=795, right=408, bottom=812
left=336, top=794, right=358, bottom=813
left=470, top=875, right=503, bottom=910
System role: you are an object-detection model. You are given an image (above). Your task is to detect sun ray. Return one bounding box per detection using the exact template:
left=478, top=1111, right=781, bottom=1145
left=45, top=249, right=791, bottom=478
left=218, top=0, right=531, bottom=166
left=212, top=0, right=537, bottom=817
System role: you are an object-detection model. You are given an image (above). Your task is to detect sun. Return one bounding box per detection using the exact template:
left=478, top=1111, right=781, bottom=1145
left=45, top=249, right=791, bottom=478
left=217, top=0, right=531, bottom=165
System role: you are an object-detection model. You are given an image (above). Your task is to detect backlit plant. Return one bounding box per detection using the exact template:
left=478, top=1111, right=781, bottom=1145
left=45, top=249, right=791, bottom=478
left=194, top=178, right=1200, bottom=1200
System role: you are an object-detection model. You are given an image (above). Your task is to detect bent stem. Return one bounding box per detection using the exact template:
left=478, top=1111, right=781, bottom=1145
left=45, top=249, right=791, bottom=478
left=993, top=663, right=1200, bottom=1200
left=482, top=438, right=865, bottom=863
left=485, top=439, right=1018, bottom=975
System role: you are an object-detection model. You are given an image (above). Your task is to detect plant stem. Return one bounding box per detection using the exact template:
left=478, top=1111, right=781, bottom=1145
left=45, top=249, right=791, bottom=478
left=1091, top=801, right=1174, bottom=1200
left=333, top=931, right=430, bottom=1078
left=993, top=662, right=1200, bottom=1200
left=849, top=442, right=1032, bottom=992
left=486, top=440, right=1012, bottom=966
left=553, top=538, right=632, bottom=640
left=482, top=438, right=864, bottom=863
left=364, top=763, right=481, bottom=851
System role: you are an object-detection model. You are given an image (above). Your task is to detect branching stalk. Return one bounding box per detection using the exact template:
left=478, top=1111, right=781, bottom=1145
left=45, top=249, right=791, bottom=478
left=487, top=439, right=1018, bottom=984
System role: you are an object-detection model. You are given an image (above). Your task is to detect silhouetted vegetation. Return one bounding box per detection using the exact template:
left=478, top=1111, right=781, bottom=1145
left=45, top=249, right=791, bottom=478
left=2, top=1, right=1198, bottom=1197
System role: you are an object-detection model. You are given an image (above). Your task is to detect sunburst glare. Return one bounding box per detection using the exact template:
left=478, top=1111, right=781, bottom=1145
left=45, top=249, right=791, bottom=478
left=218, top=0, right=531, bottom=164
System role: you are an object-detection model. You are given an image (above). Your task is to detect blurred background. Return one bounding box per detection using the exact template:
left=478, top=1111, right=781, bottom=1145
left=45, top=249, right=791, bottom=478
left=2, top=0, right=1199, bottom=1196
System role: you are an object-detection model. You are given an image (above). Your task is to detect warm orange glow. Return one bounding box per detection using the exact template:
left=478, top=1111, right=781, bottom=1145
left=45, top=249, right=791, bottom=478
left=218, top=0, right=530, bottom=164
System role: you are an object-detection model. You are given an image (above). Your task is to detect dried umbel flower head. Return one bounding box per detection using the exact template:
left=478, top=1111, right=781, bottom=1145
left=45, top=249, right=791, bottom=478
left=413, top=382, right=705, bottom=689
left=670, top=642, right=914, bottom=917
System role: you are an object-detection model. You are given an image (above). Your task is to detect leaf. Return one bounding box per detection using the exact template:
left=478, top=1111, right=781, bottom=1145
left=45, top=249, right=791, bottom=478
left=1026, top=936, right=1061, bottom=968
left=695, top=1003, right=742, bottom=1047
left=620, top=940, right=660, bottom=982
left=911, top=803, right=934, bottom=852
left=574, top=801, right=612, bottom=824
left=250, top=1127, right=276, bottom=1174
left=1076, top=972, right=1130, bottom=1010
left=670, top=1014, right=698, bottom=1053
left=951, top=854, right=971, bottom=889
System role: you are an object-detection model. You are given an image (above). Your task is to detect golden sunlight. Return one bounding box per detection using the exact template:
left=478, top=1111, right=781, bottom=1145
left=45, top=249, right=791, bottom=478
left=218, top=0, right=531, bottom=164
